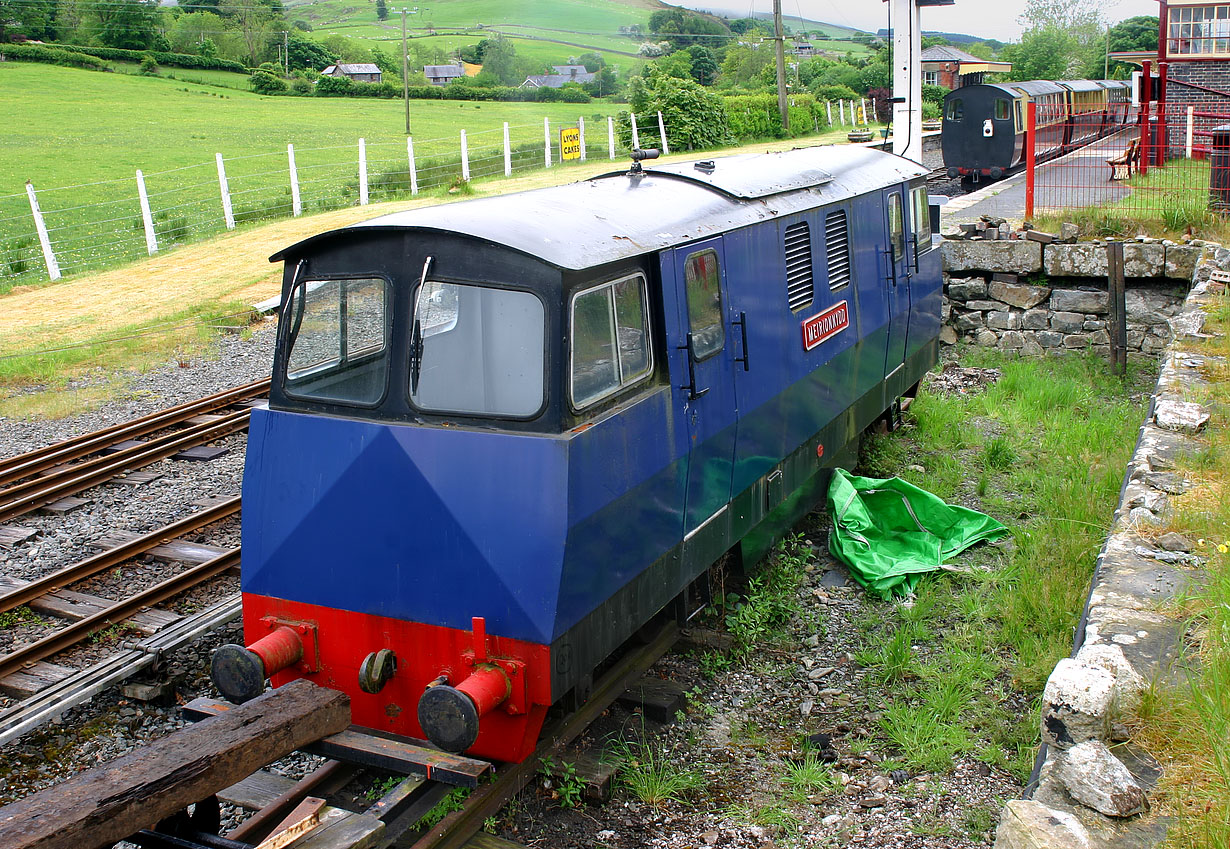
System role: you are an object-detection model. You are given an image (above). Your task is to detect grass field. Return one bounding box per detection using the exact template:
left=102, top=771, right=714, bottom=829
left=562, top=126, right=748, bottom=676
left=0, top=62, right=626, bottom=284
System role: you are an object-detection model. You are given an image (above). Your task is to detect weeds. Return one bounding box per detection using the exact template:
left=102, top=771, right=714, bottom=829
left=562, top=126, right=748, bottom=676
left=416, top=787, right=469, bottom=829
left=782, top=751, right=839, bottom=802
left=608, top=734, right=704, bottom=809
left=538, top=758, right=585, bottom=808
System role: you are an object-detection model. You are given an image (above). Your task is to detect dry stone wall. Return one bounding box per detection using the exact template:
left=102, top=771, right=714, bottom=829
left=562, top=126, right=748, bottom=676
left=940, top=239, right=1208, bottom=356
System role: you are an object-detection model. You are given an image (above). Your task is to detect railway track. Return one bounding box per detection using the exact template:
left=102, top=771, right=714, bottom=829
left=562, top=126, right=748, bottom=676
left=0, top=621, right=682, bottom=849
left=0, top=378, right=268, bottom=524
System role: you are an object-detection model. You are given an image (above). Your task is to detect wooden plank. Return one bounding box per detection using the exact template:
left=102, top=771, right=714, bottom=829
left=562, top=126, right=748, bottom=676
left=0, top=527, right=39, bottom=549
left=0, top=679, right=350, bottom=849
left=28, top=587, right=181, bottom=635
left=218, top=770, right=298, bottom=811
left=616, top=676, right=687, bottom=723
left=185, top=414, right=225, bottom=426
left=293, top=809, right=384, bottom=849
left=0, top=661, right=75, bottom=699
left=569, top=752, right=618, bottom=802
left=100, top=439, right=147, bottom=455
left=172, top=445, right=229, bottom=462
left=103, top=470, right=161, bottom=486
left=256, top=797, right=325, bottom=849
left=183, top=699, right=490, bottom=788
left=94, top=531, right=230, bottom=565
left=38, top=497, right=89, bottom=515
left=465, top=833, right=529, bottom=849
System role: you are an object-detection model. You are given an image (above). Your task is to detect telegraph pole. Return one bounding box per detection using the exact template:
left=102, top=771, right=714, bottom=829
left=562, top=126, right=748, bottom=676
left=401, top=8, right=410, bottom=134
left=773, top=0, right=788, bottom=131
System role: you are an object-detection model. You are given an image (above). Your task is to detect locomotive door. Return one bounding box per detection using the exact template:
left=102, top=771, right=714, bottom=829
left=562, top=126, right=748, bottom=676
left=882, top=187, right=911, bottom=382
left=669, top=238, right=738, bottom=559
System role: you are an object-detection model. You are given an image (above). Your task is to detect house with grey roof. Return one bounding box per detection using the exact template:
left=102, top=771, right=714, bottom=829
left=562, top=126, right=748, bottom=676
left=520, top=64, right=596, bottom=89
left=920, top=45, right=1011, bottom=88
left=321, top=63, right=382, bottom=83
left=424, top=64, right=465, bottom=85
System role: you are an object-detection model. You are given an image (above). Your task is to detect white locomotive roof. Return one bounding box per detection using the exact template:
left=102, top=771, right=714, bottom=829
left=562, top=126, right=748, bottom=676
left=271, top=145, right=928, bottom=271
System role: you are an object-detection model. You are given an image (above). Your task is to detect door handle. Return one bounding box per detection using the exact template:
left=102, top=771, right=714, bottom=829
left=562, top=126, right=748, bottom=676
left=732, top=311, right=750, bottom=371
left=677, top=333, right=709, bottom=401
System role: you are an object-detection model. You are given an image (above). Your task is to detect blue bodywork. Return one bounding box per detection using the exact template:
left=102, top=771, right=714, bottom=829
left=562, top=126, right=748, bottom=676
left=245, top=145, right=941, bottom=698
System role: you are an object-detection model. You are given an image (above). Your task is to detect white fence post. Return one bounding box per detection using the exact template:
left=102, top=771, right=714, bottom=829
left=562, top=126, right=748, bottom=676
left=1187, top=105, right=1195, bottom=159
left=860, top=98, right=867, bottom=124
left=136, top=169, right=158, bottom=256
left=461, top=129, right=470, bottom=181
left=544, top=117, right=552, bottom=167
left=838, top=100, right=845, bottom=126
left=872, top=97, right=877, bottom=123
left=579, top=117, right=587, bottom=162
left=503, top=122, right=512, bottom=176
left=24, top=181, right=60, bottom=281
left=826, top=100, right=832, bottom=126
left=608, top=116, right=616, bottom=159
left=657, top=111, right=669, bottom=155
left=407, top=137, right=418, bottom=195
left=288, top=144, right=302, bottom=216
left=630, top=113, right=641, bottom=149
left=215, top=153, right=235, bottom=230
left=358, top=138, right=369, bottom=205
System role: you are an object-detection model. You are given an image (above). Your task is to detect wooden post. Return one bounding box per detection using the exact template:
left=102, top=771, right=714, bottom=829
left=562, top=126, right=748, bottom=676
left=24, top=181, right=60, bottom=281
left=503, top=122, right=512, bottom=176
left=1107, top=241, right=1127, bottom=377
left=544, top=117, right=552, bottom=167
left=407, top=136, right=418, bottom=196
left=0, top=680, right=349, bottom=849
left=657, top=110, right=669, bottom=155
left=579, top=116, right=587, bottom=162
left=1025, top=101, right=1036, bottom=221
left=608, top=116, right=616, bottom=159
left=215, top=153, right=235, bottom=230
left=630, top=112, right=640, bottom=149
left=135, top=170, right=158, bottom=256
left=461, top=129, right=470, bottom=181
left=358, top=137, right=369, bottom=205
left=287, top=144, right=302, bottom=217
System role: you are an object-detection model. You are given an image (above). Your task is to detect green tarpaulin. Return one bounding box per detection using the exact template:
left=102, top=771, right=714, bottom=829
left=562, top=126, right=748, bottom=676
left=826, top=468, right=1009, bottom=599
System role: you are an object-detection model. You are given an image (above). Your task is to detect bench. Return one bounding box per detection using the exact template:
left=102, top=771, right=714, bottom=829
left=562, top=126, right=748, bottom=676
left=1107, top=138, right=1140, bottom=181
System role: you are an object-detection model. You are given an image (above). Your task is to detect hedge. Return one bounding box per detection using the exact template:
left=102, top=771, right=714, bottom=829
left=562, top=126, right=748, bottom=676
left=313, top=76, right=589, bottom=103
left=723, top=93, right=830, bottom=141
left=0, top=43, right=109, bottom=70
left=25, top=43, right=249, bottom=73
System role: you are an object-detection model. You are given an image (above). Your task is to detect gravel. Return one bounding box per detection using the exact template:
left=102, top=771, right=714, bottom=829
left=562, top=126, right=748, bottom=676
left=0, top=321, right=1023, bottom=847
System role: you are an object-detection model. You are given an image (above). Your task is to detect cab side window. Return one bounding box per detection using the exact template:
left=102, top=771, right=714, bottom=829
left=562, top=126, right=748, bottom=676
left=570, top=274, right=653, bottom=409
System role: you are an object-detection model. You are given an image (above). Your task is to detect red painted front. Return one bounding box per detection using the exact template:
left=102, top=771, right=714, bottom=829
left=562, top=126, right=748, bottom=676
left=241, top=593, right=552, bottom=763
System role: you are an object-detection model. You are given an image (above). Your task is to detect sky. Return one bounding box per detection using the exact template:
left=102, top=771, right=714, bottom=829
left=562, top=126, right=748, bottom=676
left=676, top=0, right=1162, bottom=43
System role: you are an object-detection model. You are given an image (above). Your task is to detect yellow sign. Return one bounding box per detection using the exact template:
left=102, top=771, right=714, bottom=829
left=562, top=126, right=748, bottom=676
left=560, top=127, right=582, bottom=161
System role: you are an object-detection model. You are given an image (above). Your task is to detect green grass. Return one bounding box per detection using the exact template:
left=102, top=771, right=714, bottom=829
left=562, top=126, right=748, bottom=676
left=0, top=61, right=625, bottom=286
left=858, top=349, right=1154, bottom=781
left=608, top=732, right=705, bottom=810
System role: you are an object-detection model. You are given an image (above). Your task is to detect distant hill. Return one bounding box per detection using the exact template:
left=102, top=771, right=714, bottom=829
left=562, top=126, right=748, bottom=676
left=877, top=29, right=1006, bottom=50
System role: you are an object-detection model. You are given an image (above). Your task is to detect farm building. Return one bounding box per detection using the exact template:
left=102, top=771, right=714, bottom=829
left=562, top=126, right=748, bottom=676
left=520, top=64, right=596, bottom=89
left=424, top=64, right=466, bottom=85
left=920, top=45, right=1010, bottom=88
left=320, top=63, right=382, bottom=83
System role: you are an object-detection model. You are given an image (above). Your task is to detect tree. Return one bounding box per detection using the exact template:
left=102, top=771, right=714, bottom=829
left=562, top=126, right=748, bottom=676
left=719, top=42, right=773, bottom=89
left=576, top=51, right=604, bottom=72
left=687, top=45, right=718, bottom=86
left=585, top=65, right=618, bottom=97
left=1006, top=0, right=1104, bottom=80
left=218, top=0, right=280, bottom=65
left=94, top=0, right=160, bottom=50
left=168, top=10, right=224, bottom=55
left=647, top=8, right=730, bottom=50
left=1105, top=15, right=1158, bottom=76
left=479, top=34, right=522, bottom=85
left=375, top=0, right=387, bottom=21
left=286, top=31, right=335, bottom=71
left=0, top=0, right=55, bottom=42
left=627, top=65, right=734, bottom=150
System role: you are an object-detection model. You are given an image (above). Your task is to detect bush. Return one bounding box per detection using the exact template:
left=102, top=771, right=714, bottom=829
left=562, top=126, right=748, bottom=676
left=250, top=70, right=288, bottom=95
left=0, top=43, right=109, bottom=70
left=23, top=42, right=249, bottom=73
left=138, top=54, right=158, bottom=76
left=723, top=93, right=829, bottom=141
left=810, top=84, right=860, bottom=104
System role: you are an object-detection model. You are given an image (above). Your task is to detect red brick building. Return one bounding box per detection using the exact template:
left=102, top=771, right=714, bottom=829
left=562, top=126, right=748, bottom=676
left=920, top=45, right=1011, bottom=89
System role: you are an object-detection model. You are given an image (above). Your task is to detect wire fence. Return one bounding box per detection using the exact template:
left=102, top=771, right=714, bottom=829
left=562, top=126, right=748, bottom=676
left=0, top=110, right=679, bottom=289
left=1024, top=100, right=1230, bottom=229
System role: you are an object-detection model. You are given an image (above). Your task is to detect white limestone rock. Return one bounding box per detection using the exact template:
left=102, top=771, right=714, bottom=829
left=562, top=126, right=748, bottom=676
left=1041, top=658, right=1114, bottom=749
left=1054, top=740, right=1149, bottom=817
left=994, top=800, right=1090, bottom=849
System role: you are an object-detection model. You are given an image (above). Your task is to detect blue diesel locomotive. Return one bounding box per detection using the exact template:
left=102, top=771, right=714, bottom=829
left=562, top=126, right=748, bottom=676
left=210, top=145, right=941, bottom=763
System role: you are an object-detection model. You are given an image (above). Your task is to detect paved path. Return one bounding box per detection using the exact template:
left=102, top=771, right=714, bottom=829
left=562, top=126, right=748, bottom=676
left=941, top=128, right=1137, bottom=229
